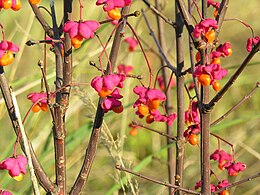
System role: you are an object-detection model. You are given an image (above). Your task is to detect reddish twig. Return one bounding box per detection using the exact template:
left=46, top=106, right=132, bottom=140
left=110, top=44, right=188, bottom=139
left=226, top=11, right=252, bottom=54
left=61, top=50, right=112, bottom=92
left=224, top=18, right=255, bottom=37
left=126, top=21, right=153, bottom=87
left=192, top=0, right=203, bottom=20
left=115, top=165, right=200, bottom=194
left=142, top=0, right=176, bottom=28
left=209, top=132, right=235, bottom=160
left=132, top=121, right=177, bottom=141
left=211, top=82, right=260, bottom=126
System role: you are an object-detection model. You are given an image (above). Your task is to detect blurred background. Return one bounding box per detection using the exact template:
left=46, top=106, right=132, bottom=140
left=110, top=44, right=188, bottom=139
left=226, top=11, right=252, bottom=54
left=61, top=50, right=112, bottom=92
left=0, top=0, right=259, bottom=194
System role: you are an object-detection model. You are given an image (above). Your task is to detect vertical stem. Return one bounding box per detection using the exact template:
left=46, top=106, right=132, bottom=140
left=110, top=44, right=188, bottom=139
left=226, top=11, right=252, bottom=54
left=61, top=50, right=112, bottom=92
left=51, top=0, right=67, bottom=194
left=63, top=0, right=73, bottom=89
left=155, top=1, right=175, bottom=194
left=175, top=2, right=185, bottom=195
left=69, top=7, right=130, bottom=195
left=200, top=0, right=211, bottom=194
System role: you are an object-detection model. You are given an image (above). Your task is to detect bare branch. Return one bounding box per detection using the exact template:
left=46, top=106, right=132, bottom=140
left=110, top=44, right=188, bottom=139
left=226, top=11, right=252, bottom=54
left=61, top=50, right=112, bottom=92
left=132, top=121, right=177, bottom=141
left=116, top=165, right=200, bottom=195
left=142, top=0, right=176, bottom=28
left=211, top=82, right=260, bottom=126
left=142, top=9, right=177, bottom=74
left=29, top=3, right=54, bottom=37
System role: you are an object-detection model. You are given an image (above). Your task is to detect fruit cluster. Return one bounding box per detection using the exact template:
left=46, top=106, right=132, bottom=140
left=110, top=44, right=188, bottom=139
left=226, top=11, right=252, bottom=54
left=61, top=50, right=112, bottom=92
left=27, top=92, right=52, bottom=113
left=0, top=155, right=28, bottom=182
left=194, top=42, right=231, bottom=91
left=0, top=40, right=19, bottom=66
left=133, top=86, right=177, bottom=126
left=63, top=20, right=100, bottom=49
left=0, top=0, right=21, bottom=11
left=91, top=73, right=126, bottom=113
left=184, top=101, right=200, bottom=145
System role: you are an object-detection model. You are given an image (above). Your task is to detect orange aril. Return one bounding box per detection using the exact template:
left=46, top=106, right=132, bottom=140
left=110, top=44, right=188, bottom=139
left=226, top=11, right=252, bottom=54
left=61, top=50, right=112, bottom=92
left=138, top=104, right=149, bottom=116
left=71, top=34, right=83, bottom=49
left=107, top=8, right=121, bottom=20
left=12, top=0, right=22, bottom=11
left=32, top=104, right=41, bottom=113
left=220, top=190, right=230, bottom=195
left=2, top=0, right=12, bottom=9
left=231, top=172, right=238, bottom=176
left=211, top=57, right=221, bottom=64
left=0, top=51, right=14, bottom=66
left=40, top=104, right=48, bottom=112
left=226, top=48, right=232, bottom=56
left=214, top=10, right=218, bottom=18
left=147, top=99, right=160, bottom=111
left=218, top=160, right=226, bottom=170
left=112, top=105, right=124, bottom=113
left=29, top=0, right=41, bottom=5
left=188, top=134, right=198, bottom=145
left=204, top=29, right=215, bottom=44
left=98, top=87, right=112, bottom=98
left=198, top=74, right=211, bottom=86
left=212, top=81, right=221, bottom=92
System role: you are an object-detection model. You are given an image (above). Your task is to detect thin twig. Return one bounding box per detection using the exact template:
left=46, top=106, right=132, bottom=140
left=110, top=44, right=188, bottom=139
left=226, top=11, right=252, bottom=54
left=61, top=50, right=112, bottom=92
left=176, top=0, right=195, bottom=41
left=29, top=3, right=54, bottom=37
left=211, top=82, right=260, bottom=126
left=187, top=0, right=201, bottom=105
left=139, top=36, right=162, bottom=58
left=224, top=17, right=254, bottom=37
left=142, top=9, right=177, bottom=74
left=132, top=121, right=177, bottom=141
left=38, top=60, right=56, bottom=121
left=215, top=0, right=229, bottom=39
left=115, top=165, right=200, bottom=195
left=213, top=172, right=260, bottom=194
left=142, top=0, right=176, bottom=28
left=126, top=22, right=153, bottom=87
left=11, top=91, right=41, bottom=195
